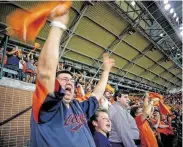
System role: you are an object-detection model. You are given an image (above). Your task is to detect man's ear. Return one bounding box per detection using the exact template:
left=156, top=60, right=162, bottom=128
left=117, top=96, right=120, bottom=102
left=92, top=120, right=98, bottom=127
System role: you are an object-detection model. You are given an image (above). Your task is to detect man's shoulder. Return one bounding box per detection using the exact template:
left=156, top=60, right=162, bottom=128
left=108, top=104, right=118, bottom=117
left=109, top=103, right=117, bottom=110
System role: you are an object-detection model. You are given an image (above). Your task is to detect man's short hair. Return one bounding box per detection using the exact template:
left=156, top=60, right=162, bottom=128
left=114, top=89, right=129, bottom=101
left=56, top=70, right=73, bottom=77
left=90, top=108, right=108, bottom=122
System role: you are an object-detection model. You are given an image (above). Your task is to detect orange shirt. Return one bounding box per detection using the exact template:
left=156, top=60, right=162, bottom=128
left=75, top=87, right=91, bottom=102
left=135, top=115, right=158, bottom=147
left=75, top=86, right=85, bottom=102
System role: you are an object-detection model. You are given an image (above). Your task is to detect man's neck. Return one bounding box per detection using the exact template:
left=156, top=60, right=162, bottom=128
left=63, top=99, right=70, bottom=108
left=117, top=101, right=127, bottom=110
left=65, top=103, right=70, bottom=108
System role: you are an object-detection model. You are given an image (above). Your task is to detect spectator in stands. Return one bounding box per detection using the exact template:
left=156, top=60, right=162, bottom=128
left=6, top=46, right=21, bottom=68
left=100, top=84, right=115, bottom=110
left=149, top=110, right=164, bottom=147
left=26, top=51, right=36, bottom=83
left=58, top=62, right=64, bottom=70
left=5, top=46, right=22, bottom=79
left=131, top=93, right=159, bottom=147
left=19, top=55, right=26, bottom=82
left=91, top=108, right=111, bottom=147
left=84, top=80, right=94, bottom=99
left=75, top=83, right=86, bottom=102
left=30, top=8, right=115, bottom=147
left=108, top=90, right=140, bottom=147
left=157, top=113, right=175, bottom=147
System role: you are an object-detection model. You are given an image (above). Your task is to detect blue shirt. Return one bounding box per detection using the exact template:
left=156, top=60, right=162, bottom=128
left=6, top=55, right=19, bottom=67
left=93, top=131, right=111, bottom=147
left=30, top=89, right=99, bottom=147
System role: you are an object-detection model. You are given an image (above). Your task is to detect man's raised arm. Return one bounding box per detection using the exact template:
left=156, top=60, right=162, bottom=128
left=92, top=53, right=115, bottom=101
left=37, top=7, right=69, bottom=93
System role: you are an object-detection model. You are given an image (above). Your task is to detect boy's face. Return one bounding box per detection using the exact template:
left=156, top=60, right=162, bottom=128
left=92, top=112, right=111, bottom=134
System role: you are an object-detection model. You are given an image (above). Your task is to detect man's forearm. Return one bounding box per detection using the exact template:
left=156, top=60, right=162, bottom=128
left=159, top=125, right=169, bottom=128
left=92, top=71, right=109, bottom=101
left=38, top=27, right=63, bottom=71
left=154, top=119, right=160, bottom=129
left=7, top=49, right=17, bottom=55
left=37, top=27, right=64, bottom=92
left=143, top=95, right=149, bottom=107
left=141, top=100, right=154, bottom=121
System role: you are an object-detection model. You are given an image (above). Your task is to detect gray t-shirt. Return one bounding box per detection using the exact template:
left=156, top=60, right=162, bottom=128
left=108, top=102, right=139, bottom=147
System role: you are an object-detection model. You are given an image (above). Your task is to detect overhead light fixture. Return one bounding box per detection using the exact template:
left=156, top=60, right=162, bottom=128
left=173, top=13, right=177, bottom=18
left=170, top=8, right=174, bottom=14
left=177, top=53, right=180, bottom=56
left=160, top=33, right=164, bottom=37
left=164, top=4, right=171, bottom=10
left=176, top=17, right=179, bottom=22
left=163, top=0, right=169, bottom=4
left=131, top=1, right=135, bottom=7
left=172, top=47, right=175, bottom=49
left=179, top=26, right=183, bottom=30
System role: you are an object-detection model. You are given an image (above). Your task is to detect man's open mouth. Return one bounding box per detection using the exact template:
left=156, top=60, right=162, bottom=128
left=65, top=87, right=71, bottom=92
left=106, top=124, right=111, bottom=128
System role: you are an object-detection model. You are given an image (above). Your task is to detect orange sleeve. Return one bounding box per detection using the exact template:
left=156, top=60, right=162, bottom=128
left=75, top=86, right=85, bottom=102
left=32, top=80, right=48, bottom=123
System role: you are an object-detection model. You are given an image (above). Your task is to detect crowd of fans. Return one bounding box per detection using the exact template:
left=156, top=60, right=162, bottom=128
left=0, top=45, right=182, bottom=147
left=70, top=71, right=182, bottom=147
left=0, top=46, right=37, bottom=83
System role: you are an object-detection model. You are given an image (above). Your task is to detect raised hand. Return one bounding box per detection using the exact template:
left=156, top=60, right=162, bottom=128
left=49, top=4, right=70, bottom=25
left=103, top=53, right=115, bottom=72
left=152, top=98, right=160, bottom=102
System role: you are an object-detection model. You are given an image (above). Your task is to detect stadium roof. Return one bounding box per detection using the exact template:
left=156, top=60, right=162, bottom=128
left=0, top=1, right=182, bottom=93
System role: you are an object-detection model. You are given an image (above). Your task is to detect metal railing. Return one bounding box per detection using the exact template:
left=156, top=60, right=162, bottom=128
left=0, top=106, right=32, bottom=126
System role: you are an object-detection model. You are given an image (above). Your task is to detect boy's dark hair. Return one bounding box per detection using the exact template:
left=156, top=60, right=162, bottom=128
left=114, top=89, right=129, bottom=101
left=56, top=70, right=73, bottom=77
left=130, top=107, right=139, bottom=118
left=90, top=108, right=108, bottom=122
